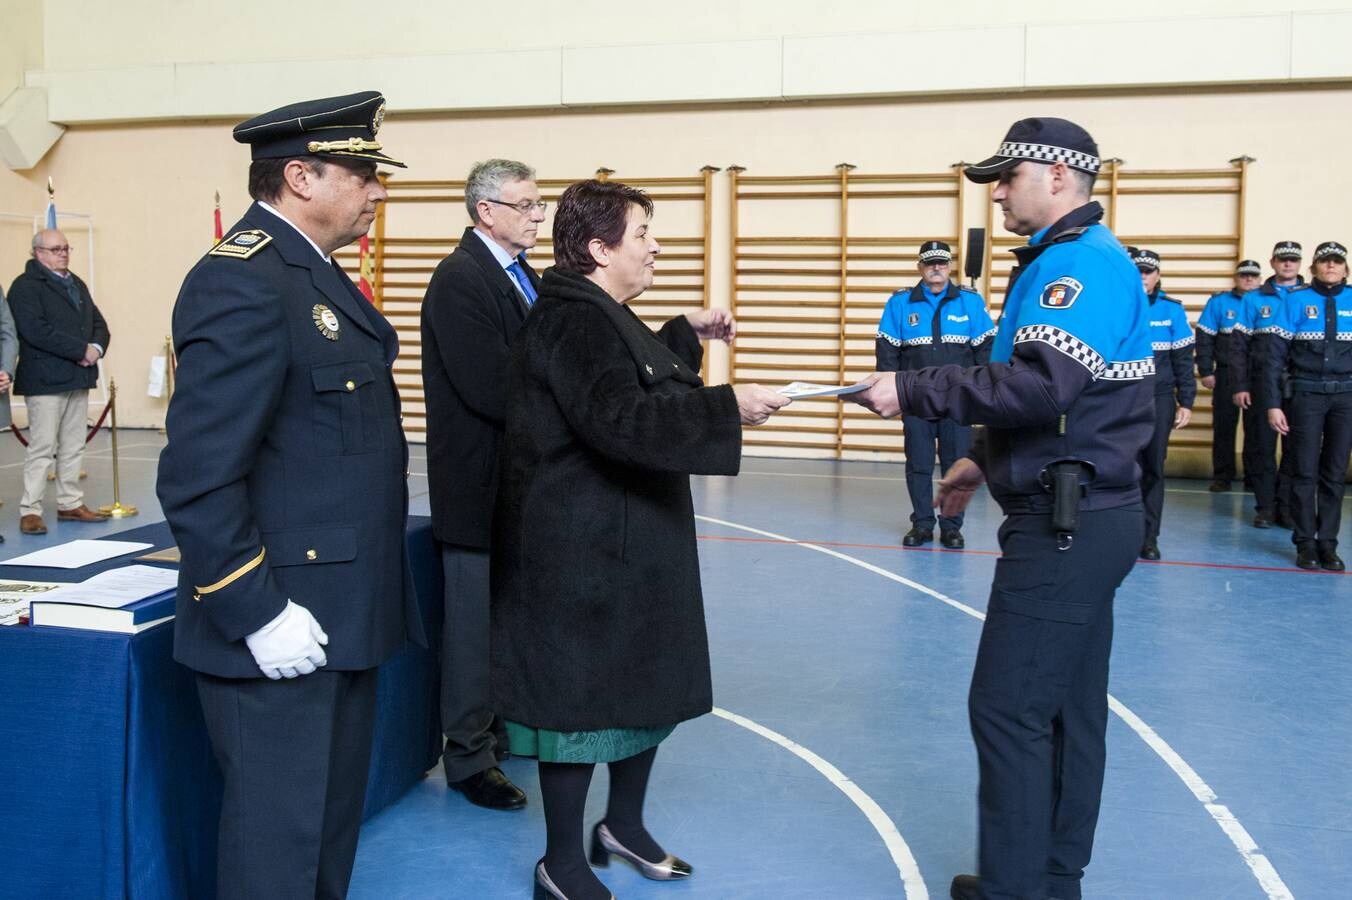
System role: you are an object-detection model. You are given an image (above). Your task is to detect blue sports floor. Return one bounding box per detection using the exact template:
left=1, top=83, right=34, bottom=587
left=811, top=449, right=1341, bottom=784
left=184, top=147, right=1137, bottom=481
left=4, top=433, right=1348, bottom=899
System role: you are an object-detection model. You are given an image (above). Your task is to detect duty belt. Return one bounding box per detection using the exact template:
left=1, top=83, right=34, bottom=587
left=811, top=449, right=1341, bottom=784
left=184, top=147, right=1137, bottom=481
left=1291, top=378, right=1352, bottom=394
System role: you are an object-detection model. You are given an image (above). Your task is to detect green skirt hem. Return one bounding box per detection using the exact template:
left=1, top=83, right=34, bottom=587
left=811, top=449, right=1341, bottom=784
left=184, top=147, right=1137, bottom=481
left=504, top=720, right=676, bottom=764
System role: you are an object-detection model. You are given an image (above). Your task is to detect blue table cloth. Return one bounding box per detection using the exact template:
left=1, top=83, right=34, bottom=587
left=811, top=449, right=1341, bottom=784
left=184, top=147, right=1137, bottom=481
left=0, top=517, right=442, bottom=900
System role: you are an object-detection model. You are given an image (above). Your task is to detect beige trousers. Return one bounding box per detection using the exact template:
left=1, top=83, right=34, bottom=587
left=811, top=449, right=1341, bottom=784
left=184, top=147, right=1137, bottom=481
left=21, top=390, right=89, bottom=516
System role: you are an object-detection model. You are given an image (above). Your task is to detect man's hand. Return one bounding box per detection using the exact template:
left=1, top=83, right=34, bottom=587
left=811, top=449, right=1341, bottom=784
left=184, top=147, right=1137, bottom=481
left=935, top=458, right=986, bottom=518
left=0, top=371, right=10, bottom=393
left=853, top=372, right=902, bottom=418
left=733, top=384, right=790, bottom=425
left=1233, top=391, right=1251, bottom=410
left=244, top=600, right=329, bottom=680
left=1200, top=375, right=1216, bottom=390
left=1268, top=407, right=1289, bottom=436
left=78, top=343, right=102, bottom=367
left=1174, top=407, right=1192, bottom=430
left=686, top=308, right=736, bottom=344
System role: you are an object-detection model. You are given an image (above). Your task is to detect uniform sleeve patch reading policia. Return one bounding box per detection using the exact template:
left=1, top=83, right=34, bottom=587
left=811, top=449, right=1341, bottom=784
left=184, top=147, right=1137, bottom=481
left=208, top=229, right=273, bottom=260
left=312, top=304, right=341, bottom=340
left=1040, top=276, right=1083, bottom=310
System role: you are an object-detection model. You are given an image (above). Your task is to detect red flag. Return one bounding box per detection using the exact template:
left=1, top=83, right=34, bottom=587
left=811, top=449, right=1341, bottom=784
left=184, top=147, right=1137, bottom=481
left=358, top=234, right=375, bottom=302
left=212, top=191, right=223, bottom=245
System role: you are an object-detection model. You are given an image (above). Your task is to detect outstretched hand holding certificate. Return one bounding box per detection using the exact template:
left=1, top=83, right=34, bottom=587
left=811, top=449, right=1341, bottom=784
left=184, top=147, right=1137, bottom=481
left=777, top=380, right=871, bottom=399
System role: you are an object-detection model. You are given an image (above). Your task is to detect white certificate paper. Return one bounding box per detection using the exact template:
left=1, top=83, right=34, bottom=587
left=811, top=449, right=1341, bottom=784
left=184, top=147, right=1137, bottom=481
left=777, top=380, right=870, bottom=399
left=1, top=540, right=155, bottom=569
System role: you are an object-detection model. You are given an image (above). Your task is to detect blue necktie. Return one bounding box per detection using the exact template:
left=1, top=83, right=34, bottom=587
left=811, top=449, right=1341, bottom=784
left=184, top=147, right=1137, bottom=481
left=507, top=261, right=537, bottom=305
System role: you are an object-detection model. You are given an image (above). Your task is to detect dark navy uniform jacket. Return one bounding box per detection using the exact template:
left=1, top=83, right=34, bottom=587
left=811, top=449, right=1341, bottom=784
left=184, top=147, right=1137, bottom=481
left=897, top=202, right=1155, bottom=512
left=875, top=281, right=996, bottom=371
left=1231, top=277, right=1307, bottom=394
left=1265, top=279, right=1352, bottom=404
left=157, top=203, right=426, bottom=678
left=1146, top=288, right=1196, bottom=406
left=1194, top=288, right=1244, bottom=377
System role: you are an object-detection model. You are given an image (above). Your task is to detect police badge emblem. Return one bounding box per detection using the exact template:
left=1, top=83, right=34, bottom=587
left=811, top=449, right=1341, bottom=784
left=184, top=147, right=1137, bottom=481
left=1260, top=305, right=1272, bottom=319
left=1225, top=309, right=1236, bottom=320
left=312, top=304, right=341, bottom=340
left=1306, top=305, right=1319, bottom=319
left=1040, top=276, right=1083, bottom=309
left=907, top=312, right=920, bottom=327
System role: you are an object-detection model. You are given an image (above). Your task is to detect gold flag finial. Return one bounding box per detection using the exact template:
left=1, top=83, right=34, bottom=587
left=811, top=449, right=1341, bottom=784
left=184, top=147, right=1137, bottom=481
left=214, top=190, right=220, bottom=207
left=47, top=177, right=54, bottom=197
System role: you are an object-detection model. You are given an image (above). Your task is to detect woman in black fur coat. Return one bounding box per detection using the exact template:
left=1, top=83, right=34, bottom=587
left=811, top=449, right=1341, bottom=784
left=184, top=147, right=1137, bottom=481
left=491, top=180, right=789, bottom=900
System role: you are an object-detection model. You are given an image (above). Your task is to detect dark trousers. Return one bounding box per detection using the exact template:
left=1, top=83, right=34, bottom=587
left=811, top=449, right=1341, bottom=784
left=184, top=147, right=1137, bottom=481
left=1242, top=391, right=1278, bottom=514
left=196, top=667, right=379, bottom=900
left=1210, top=367, right=1241, bottom=483
left=1139, top=393, right=1174, bottom=543
left=1276, top=430, right=1295, bottom=516
left=903, top=414, right=971, bottom=531
left=969, top=508, right=1141, bottom=900
left=440, top=544, right=506, bottom=782
left=1286, top=391, right=1352, bottom=549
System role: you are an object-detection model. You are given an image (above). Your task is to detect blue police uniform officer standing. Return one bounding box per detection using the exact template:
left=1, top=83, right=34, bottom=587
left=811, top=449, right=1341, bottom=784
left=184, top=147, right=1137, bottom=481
left=876, top=240, right=996, bottom=548
left=157, top=92, right=426, bottom=900
left=1195, top=260, right=1263, bottom=494
left=854, top=118, right=1154, bottom=900
left=1265, top=240, right=1352, bottom=571
left=1133, top=249, right=1195, bottom=560
left=1231, top=242, right=1308, bottom=527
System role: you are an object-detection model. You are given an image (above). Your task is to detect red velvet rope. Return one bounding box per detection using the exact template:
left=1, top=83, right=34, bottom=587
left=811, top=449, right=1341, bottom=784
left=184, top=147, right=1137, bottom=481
left=9, top=397, right=114, bottom=447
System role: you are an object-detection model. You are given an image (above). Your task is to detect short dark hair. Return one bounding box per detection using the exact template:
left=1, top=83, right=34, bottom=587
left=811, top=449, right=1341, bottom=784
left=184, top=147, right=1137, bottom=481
left=551, top=180, right=654, bottom=274
left=247, top=155, right=329, bottom=202
left=1068, top=167, right=1096, bottom=198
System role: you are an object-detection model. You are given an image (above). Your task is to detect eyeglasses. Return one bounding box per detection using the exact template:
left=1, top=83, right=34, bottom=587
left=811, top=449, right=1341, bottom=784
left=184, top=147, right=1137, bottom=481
left=484, top=198, right=548, bottom=215
left=36, top=245, right=71, bottom=254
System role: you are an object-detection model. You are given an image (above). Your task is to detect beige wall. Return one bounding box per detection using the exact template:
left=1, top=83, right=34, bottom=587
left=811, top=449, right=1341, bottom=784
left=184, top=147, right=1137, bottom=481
left=1, top=84, right=1350, bottom=441
left=0, top=0, right=43, bottom=101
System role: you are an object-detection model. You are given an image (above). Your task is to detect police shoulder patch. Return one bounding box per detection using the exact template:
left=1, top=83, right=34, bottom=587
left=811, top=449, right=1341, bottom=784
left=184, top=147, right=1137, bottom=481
left=209, top=229, right=273, bottom=260
left=1039, top=276, right=1083, bottom=310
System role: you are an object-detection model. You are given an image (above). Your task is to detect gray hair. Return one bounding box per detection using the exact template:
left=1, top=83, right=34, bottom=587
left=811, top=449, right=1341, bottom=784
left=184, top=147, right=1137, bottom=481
left=465, top=159, right=536, bottom=223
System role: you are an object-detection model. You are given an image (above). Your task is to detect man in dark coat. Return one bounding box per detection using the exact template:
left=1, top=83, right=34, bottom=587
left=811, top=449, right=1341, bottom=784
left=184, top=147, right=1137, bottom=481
left=156, top=91, right=425, bottom=900
left=419, top=158, right=541, bottom=810
left=8, top=228, right=111, bottom=534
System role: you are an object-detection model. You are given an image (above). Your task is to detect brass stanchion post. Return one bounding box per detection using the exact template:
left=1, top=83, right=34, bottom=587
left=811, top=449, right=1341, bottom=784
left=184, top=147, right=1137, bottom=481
left=98, top=379, right=138, bottom=518
left=159, top=334, right=174, bottom=434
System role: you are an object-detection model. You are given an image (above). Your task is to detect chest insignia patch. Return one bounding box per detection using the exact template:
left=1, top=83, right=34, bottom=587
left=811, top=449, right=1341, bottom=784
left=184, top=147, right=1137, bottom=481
left=1040, top=276, right=1083, bottom=310
left=208, top=229, right=273, bottom=260
left=1225, top=309, right=1236, bottom=320
left=907, top=312, right=920, bottom=327
left=1260, top=305, right=1272, bottom=319
left=1306, top=305, right=1320, bottom=319
left=312, top=304, right=341, bottom=341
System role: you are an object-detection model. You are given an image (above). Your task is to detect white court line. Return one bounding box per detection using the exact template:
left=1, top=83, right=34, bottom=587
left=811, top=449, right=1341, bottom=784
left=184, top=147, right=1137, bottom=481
left=712, top=707, right=927, bottom=900
left=696, top=514, right=1295, bottom=900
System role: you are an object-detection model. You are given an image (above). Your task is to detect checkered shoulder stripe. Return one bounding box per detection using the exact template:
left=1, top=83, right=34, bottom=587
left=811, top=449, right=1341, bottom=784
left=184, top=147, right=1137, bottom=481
left=1340, top=331, right=1352, bottom=341
left=1196, top=322, right=1217, bottom=335
left=999, top=141, right=1101, bottom=175
left=972, top=326, right=998, bottom=345
left=876, top=331, right=902, bottom=347
left=1170, top=335, right=1194, bottom=350
left=940, top=333, right=970, bottom=344
left=1013, top=324, right=1106, bottom=376
left=903, top=336, right=933, bottom=346
left=1101, top=358, right=1155, bottom=381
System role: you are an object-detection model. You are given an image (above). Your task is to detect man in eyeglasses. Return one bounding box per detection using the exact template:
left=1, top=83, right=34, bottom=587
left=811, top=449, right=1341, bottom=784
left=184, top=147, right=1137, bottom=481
left=7, top=228, right=111, bottom=535
left=419, top=159, right=542, bottom=810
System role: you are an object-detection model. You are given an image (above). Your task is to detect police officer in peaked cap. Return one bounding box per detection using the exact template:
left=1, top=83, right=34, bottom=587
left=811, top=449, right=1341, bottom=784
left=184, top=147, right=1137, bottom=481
left=1266, top=240, right=1352, bottom=571
left=855, top=116, right=1154, bottom=900
left=157, top=91, right=425, bottom=900
left=1195, top=259, right=1262, bottom=494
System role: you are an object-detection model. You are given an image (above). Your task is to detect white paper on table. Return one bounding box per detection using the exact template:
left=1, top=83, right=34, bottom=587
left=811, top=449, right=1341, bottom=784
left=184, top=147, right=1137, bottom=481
left=34, top=564, right=179, bottom=609
left=777, top=380, right=871, bottom=399
left=1, top=540, right=155, bottom=569
left=0, top=580, right=67, bottom=625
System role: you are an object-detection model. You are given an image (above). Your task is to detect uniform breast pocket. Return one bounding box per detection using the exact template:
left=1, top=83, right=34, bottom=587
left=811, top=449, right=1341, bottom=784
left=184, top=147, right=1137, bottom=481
left=311, top=361, right=384, bottom=456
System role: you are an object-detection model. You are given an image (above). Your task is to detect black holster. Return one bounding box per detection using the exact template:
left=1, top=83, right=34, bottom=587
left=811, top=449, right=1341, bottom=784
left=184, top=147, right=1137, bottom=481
left=1039, top=459, right=1094, bottom=550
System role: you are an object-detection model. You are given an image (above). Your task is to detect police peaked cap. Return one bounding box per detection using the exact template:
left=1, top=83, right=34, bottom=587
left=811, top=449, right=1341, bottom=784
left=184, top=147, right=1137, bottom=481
left=1271, top=240, right=1302, bottom=260
left=1132, top=248, right=1161, bottom=271
left=1235, top=259, right=1263, bottom=275
left=1314, top=241, right=1347, bottom=261
left=964, top=117, right=1101, bottom=183
left=918, top=240, right=952, bottom=264
left=233, top=91, right=406, bottom=168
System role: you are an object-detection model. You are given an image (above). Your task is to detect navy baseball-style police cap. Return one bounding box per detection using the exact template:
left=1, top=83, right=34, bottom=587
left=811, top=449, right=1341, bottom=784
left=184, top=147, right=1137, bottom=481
left=1236, top=259, right=1263, bottom=275
left=1314, top=241, right=1347, bottom=261
left=1132, top=248, right=1161, bottom=271
left=1272, top=240, right=1302, bottom=260
left=964, top=117, right=1101, bottom=184
left=233, top=91, right=406, bottom=168
left=918, top=240, right=952, bottom=264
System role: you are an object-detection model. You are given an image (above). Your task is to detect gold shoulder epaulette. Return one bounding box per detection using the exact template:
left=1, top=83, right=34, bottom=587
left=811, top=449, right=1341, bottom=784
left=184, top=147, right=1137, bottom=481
left=209, top=229, right=273, bottom=260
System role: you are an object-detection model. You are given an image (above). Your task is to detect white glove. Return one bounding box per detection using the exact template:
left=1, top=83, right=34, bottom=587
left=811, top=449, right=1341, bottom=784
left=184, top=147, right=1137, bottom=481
left=244, top=600, right=329, bottom=680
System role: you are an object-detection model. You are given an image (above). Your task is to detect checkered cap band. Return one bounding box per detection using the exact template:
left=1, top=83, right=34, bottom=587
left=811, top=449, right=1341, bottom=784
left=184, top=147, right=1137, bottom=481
left=919, top=248, right=952, bottom=263
left=1014, top=324, right=1106, bottom=377
left=1315, top=241, right=1348, bottom=260
left=998, top=141, right=1101, bottom=175
left=1236, top=260, right=1263, bottom=275
left=1132, top=252, right=1160, bottom=269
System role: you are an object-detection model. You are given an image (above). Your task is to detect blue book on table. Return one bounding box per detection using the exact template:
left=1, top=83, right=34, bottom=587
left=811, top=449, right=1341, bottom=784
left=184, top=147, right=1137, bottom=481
left=29, top=590, right=176, bottom=634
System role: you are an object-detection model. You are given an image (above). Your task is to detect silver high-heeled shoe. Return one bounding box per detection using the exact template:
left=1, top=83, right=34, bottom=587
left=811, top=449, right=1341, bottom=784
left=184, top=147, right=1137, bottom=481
left=589, top=822, right=692, bottom=880
left=534, top=860, right=615, bottom=900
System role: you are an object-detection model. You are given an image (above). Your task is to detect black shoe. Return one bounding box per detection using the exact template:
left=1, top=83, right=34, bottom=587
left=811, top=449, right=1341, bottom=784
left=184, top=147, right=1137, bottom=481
left=902, top=527, right=933, bottom=547
left=1319, top=549, right=1345, bottom=572
left=1252, top=513, right=1273, bottom=529
left=1296, top=546, right=1320, bottom=570
left=1209, top=479, right=1230, bottom=492
left=950, top=874, right=983, bottom=900
left=939, top=529, right=965, bottom=549
left=589, top=821, right=691, bottom=880
left=1140, top=542, right=1160, bottom=561
left=535, top=859, right=614, bottom=900
left=1274, top=511, right=1296, bottom=529
left=449, top=766, right=527, bottom=810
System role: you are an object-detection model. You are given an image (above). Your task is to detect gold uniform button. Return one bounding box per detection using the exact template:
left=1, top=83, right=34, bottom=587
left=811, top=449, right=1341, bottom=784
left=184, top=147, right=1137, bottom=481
left=345, top=380, right=356, bottom=391
left=306, top=549, right=317, bottom=560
